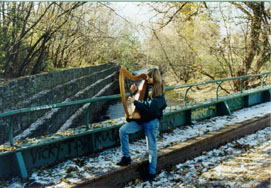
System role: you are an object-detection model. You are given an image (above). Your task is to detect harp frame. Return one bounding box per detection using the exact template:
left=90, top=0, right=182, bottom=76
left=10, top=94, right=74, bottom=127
left=119, top=66, right=147, bottom=119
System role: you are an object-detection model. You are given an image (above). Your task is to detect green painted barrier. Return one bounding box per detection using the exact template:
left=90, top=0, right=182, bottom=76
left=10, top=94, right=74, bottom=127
left=0, top=72, right=270, bottom=178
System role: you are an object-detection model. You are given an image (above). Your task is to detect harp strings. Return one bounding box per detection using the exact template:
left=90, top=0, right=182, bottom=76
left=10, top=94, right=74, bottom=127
left=124, top=77, right=135, bottom=97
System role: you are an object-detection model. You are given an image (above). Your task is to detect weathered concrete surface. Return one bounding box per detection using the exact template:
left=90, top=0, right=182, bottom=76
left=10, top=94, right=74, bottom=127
left=0, top=63, right=116, bottom=113
left=69, top=114, right=270, bottom=188
left=0, top=62, right=120, bottom=144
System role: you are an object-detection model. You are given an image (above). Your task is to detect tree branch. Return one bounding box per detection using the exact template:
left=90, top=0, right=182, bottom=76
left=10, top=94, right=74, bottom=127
left=152, top=29, right=181, bottom=82
left=159, top=3, right=187, bottom=30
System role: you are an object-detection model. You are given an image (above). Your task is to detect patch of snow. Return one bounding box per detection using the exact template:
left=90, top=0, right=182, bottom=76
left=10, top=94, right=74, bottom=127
left=8, top=71, right=117, bottom=143
left=2, top=102, right=271, bottom=188
left=58, top=72, right=116, bottom=132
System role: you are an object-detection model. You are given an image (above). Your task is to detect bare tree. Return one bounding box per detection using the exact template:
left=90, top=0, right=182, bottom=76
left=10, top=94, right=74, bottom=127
left=209, top=2, right=270, bottom=90
left=145, top=2, right=270, bottom=90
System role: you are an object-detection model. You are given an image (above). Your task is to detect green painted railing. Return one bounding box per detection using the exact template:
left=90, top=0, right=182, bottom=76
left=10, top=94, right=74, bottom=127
left=165, top=72, right=271, bottom=105
left=1, top=72, right=270, bottom=147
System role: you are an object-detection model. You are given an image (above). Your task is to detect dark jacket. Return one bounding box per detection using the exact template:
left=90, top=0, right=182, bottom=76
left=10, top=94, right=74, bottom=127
left=133, top=84, right=167, bottom=123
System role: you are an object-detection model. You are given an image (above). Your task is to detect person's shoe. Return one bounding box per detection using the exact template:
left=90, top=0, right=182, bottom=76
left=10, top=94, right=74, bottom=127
left=147, top=173, right=156, bottom=182
left=116, top=156, right=132, bottom=166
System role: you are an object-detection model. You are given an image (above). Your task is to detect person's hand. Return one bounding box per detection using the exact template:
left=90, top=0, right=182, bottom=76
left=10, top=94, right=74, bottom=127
left=128, top=96, right=135, bottom=103
left=141, top=74, right=147, bottom=80
left=130, top=84, right=137, bottom=92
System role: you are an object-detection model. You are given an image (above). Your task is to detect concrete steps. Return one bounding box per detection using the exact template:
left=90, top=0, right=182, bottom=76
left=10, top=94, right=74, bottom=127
left=0, top=62, right=120, bottom=144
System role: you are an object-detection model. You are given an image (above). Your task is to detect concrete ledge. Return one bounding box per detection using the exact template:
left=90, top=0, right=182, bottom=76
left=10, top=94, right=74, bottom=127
left=71, top=114, right=270, bottom=188
left=0, top=65, right=120, bottom=144
left=0, top=63, right=116, bottom=113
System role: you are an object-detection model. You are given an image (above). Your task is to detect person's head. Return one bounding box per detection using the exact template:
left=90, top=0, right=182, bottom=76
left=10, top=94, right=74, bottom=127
left=146, top=68, right=164, bottom=98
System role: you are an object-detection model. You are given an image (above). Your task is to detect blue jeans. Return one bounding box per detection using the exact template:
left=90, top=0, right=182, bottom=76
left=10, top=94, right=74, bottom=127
left=119, top=118, right=159, bottom=174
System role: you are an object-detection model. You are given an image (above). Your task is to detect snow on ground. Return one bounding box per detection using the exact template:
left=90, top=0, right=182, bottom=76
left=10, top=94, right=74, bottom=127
left=2, top=102, right=271, bottom=188
left=125, top=128, right=271, bottom=188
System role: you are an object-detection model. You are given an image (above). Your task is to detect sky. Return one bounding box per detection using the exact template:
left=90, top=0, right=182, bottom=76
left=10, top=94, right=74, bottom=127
left=109, top=2, right=244, bottom=39
left=110, top=2, right=154, bottom=26
left=109, top=2, right=155, bottom=42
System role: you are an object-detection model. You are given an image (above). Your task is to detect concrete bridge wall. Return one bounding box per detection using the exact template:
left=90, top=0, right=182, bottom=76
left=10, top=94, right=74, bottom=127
left=0, top=62, right=120, bottom=144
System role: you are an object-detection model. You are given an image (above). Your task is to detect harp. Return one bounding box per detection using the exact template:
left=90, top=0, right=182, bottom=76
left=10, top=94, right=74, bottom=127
left=119, top=66, right=147, bottom=119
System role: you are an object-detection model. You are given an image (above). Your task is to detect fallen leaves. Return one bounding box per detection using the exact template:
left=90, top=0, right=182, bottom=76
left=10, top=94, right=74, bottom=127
left=0, top=145, right=16, bottom=152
